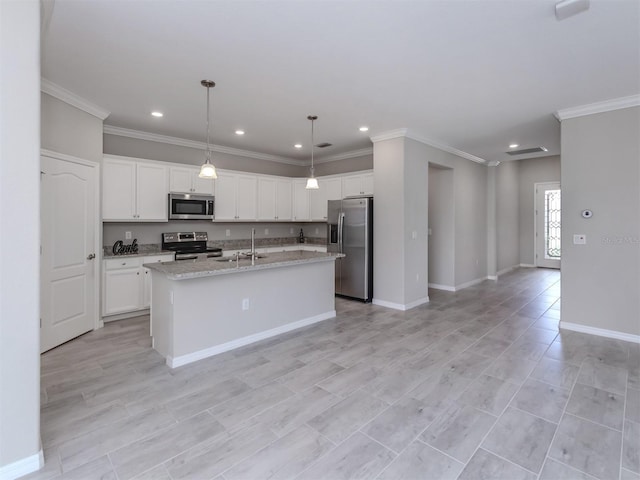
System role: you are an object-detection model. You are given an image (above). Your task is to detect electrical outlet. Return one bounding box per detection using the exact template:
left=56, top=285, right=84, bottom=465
left=573, top=234, right=587, bottom=245
left=264, top=228, right=269, bottom=235
left=412, top=231, right=417, bottom=240
left=416, top=273, right=420, bottom=282
left=315, top=228, right=319, bottom=235
left=242, top=298, right=249, bottom=310
left=125, top=231, right=132, bottom=240
left=226, top=229, right=231, bottom=237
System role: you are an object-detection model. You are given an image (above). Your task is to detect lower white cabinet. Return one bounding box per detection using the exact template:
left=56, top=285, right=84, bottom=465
left=103, top=254, right=174, bottom=316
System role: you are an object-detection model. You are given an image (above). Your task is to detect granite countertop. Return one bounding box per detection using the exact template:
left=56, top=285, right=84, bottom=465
left=144, top=250, right=343, bottom=281
left=103, top=248, right=175, bottom=259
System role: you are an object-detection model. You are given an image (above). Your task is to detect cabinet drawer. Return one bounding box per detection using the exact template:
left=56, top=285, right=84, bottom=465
left=143, top=254, right=174, bottom=264
left=105, top=257, right=143, bottom=270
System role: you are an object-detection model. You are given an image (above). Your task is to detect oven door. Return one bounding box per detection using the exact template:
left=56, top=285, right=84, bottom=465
left=169, top=194, right=214, bottom=220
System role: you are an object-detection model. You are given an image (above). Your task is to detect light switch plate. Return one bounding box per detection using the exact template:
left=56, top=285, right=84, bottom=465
left=573, top=234, right=587, bottom=245
left=125, top=231, right=132, bottom=240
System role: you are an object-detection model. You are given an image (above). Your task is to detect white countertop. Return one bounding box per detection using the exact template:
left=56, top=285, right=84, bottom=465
left=144, top=250, right=342, bottom=280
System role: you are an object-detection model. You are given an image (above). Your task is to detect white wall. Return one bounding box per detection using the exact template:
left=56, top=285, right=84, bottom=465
left=561, top=106, right=640, bottom=337
left=428, top=165, right=454, bottom=287
left=0, top=0, right=42, bottom=476
left=41, top=93, right=103, bottom=163
left=496, top=160, right=520, bottom=272
left=518, top=155, right=561, bottom=265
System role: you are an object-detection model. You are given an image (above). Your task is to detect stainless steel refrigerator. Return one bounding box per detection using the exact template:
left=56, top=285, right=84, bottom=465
left=327, top=196, right=373, bottom=302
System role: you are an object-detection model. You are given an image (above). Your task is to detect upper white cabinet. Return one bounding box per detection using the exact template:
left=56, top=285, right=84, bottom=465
left=169, top=166, right=215, bottom=195
left=103, top=157, right=168, bottom=222
left=214, top=171, right=258, bottom=221
left=258, top=177, right=292, bottom=221
left=342, top=172, right=374, bottom=197
left=309, top=177, right=342, bottom=221
left=292, top=180, right=310, bottom=221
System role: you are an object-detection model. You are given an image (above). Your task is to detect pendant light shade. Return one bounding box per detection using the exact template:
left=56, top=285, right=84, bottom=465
left=305, top=115, right=319, bottom=190
left=198, top=80, right=218, bottom=179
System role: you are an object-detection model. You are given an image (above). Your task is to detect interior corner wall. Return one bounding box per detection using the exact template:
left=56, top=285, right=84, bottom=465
left=496, top=161, right=520, bottom=272
left=428, top=166, right=455, bottom=287
left=41, top=93, right=103, bottom=163
left=373, top=137, right=406, bottom=306
left=518, top=155, right=560, bottom=265
left=0, top=0, right=41, bottom=474
left=561, top=106, right=640, bottom=337
left=103, top=134, right=307, bottom=177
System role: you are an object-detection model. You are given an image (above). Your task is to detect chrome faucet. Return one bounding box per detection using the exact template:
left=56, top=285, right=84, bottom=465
left=250, top=228, right=256, bottom=265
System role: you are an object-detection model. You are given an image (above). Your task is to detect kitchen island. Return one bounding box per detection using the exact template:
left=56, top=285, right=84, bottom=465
left=144, top=250, right=340, bottom=367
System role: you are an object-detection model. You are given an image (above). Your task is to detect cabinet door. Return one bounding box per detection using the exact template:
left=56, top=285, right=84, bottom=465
left=275, top=179, right=292, bottom=220
left=361, top=173, right=374, bottom=195
left=236, top=174, right=258, bottom=220
left=292, top=180, right=309, bottom=221
left=213, top=171, right=237, bottom=220
left=257, top=177, right=277, bottom=220
left=192, top=173, right=215, bottom=195
left=142, top=254, right=174, bottom=307
left=104, top=268, right=142, bottom=315
left=324, top=178, right=342, bottom=202
left=342, top=175, right=362, bottom=197
left=136, top=163, right=168, bottom=221
left=309, top=184, right=328, bottom=221
left=169, top=167, right=194, bottom=193
left=103, top=159, right=136, bottom=220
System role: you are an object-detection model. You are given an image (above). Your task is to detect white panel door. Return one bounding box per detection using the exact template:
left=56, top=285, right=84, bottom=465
left=214, top=171, right=238, bottom=220
left=361, top=173, right=374, bottom=195
left=192, top=172, right=215, bottom=195
left=102, top=158, right=136, bottom=220
left=136, top=163, right=168, bottom=221
left=342, top=175, right=363, bottom=197
left=257, top=177, right=277, bottom=220
left=535, top=182, right=561, bottom=269
left=275, top=179, right=293, bottom=220
left=41, top=155, right=98, bottom=352
left=236, top=174, right=258, bottom=220
left=292, top=180, right=309, bottom=221
left=169, top=166, right=194, bottom=193
left=309, top=182, right=329, bottom=221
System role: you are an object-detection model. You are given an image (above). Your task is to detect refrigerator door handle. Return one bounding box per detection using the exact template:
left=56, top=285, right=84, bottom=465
left=338, top=212, right=345, bottom=253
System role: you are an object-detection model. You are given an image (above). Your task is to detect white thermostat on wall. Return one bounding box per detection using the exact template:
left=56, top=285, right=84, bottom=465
left=581, top=209, right=593, bottom=219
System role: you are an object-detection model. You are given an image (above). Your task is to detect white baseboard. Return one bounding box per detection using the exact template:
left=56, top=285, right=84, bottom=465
left=497, top=265, right=519, bottom=276
left=455, top=277, right=487, bottom=291
left=372, top=297, right=429, bottom=311
left=560, top=321, right=640, bottom=344
left=103, top=308, right=150, bottom=323
left=0, top=449, right=43, bottom=480
left=428, top=283, right=456, bottom=292
left=168, top=310, right=336, bottom=368
left=487, top=276, right=498, bottom=281
left=519, top=263, right=536, bottom=268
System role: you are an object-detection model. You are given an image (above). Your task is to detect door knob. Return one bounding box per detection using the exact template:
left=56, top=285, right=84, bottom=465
left=87, top=253, right=96, bottom=260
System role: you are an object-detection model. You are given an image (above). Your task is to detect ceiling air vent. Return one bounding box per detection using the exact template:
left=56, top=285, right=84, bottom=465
left=316, top=142, right=332, bottom=148
left=505, top=147, right=548, bottom=156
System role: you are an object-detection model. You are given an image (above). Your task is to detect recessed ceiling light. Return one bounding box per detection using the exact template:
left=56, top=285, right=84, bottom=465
left=509, top=143, right=519, bottom=149
left=151, top=111, right=163, bottom=118
left=235, top=130, right=245, bottom=135
left=359, top=126, right=369, bottom=132
left=294, top=144, right=303, bottom=149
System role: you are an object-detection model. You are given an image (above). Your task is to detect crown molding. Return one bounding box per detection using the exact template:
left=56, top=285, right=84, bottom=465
left=370, top=128, right=487, bottom=164
left=103, top=125, right=304, bottom=166
left=41, top=78, right=111, bottom=120
left=314, top=147, right=374, bottom=164
left=555, top=94, right=640, bottom=121
left=487, top=161, right=501, bottom=167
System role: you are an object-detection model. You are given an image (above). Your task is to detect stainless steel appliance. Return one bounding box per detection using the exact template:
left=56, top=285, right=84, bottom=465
left=162, top=232, right=222, bottom=261
left=168, top=193, right=215, bottom=220
left=327, top=196, right=373, bottom=302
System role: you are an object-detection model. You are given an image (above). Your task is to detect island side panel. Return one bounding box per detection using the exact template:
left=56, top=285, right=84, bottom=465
left=149, top=272, right=174, bottom=359
left=168, top=260, right=335, bottom=366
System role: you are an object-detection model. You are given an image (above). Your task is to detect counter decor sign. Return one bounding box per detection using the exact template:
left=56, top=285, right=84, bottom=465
left=113, top=239, right=139, bottom=255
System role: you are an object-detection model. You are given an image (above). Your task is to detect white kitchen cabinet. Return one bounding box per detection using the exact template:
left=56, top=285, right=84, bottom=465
left=309, top=177, right=342, bottom=221
left=103, top=157, right=168, bottom=221
left=258, top=177, right=292, bottom=221
left=103, top=254, right=173, bottom=316
left=169, top=166, right=214, bottom=195
left=214, top=171, right=258, bottom=221
left=292, top=179, right=310, bottom=221
left=342, top=172, right=374, bottom=197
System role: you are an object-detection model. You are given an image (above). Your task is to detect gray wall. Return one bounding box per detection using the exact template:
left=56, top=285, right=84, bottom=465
left=42, top=93, right=104, bottom=163
left=0, top=0, right=41, bottom=471
left=314, top=153, right=373, bottom=176
left=561, top=106, right=639, bottom=337
left=104, top=134, right=306, bottom=177
left=496, top=160, right=520, bottom=272
left=428, top=165, right=455, bottom=287
left=518, top=155, right=561, bottom=265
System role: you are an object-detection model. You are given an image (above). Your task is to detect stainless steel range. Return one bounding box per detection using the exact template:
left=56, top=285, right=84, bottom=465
left=162, top=232, right=223, bottom=261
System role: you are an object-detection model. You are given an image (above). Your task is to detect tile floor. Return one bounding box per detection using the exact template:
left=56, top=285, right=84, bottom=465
left=23, top=268, right=640, bottom=480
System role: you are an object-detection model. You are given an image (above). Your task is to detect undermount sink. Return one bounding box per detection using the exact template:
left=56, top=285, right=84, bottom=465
left=216, top=254, right=267, bottom=263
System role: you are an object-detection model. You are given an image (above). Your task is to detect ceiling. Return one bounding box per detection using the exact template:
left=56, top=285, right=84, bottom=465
left=41, top=0, right=640, bottom=165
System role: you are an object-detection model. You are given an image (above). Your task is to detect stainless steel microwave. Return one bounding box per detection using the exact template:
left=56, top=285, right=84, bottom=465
left=168, top=193, right=215, bottom=220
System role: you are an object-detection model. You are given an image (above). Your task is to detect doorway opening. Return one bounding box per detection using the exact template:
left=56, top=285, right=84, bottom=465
left=535, top=182, right=561, bottom=269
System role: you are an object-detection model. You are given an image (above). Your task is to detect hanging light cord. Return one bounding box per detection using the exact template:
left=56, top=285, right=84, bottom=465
left=310, top=116, right=315, bottom=176
left=205, top=84, right=212, bottom=163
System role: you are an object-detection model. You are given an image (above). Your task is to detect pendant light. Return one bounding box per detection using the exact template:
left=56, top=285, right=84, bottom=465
left=305, top=115, right=319, bottom=189
left=198, top=80, right=218, bottom=179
